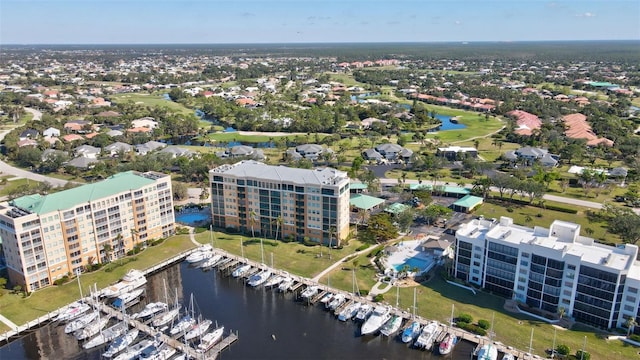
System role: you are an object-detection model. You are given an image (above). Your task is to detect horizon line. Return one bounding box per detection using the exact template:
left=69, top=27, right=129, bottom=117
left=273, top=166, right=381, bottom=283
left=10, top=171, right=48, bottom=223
left=2, top=39, right=640, bottom=47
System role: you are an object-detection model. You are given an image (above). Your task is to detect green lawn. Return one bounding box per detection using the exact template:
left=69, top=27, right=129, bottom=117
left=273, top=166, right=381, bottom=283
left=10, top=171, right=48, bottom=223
left=475, top=199, right=617, bottom=242
left=110, top=93, right=193, bottom=116
left=0, top=235, right=196, bottom=326
left=206, top=132, right=324, bottom=144
left=194, top=230, right=366, bottom=279
left=0, top=178, right=43, bottom=197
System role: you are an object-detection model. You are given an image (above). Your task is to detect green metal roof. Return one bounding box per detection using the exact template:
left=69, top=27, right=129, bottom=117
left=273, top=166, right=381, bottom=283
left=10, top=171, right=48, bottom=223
left=12, top=171, right=156, bottom=215
left=452, top=195, right=484, bottom=209
left=409, top=184, right=470, bottom=194
left=349, top=194, right=385, bottom=210
left=385, top=202, right=410, bottom=215
left=349, top=182, right=368, bottom=190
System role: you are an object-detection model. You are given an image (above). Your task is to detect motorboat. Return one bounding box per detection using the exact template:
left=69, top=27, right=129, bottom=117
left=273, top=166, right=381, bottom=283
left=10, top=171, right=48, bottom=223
left=414, top=321, right=439, bottom=350
left=501, top=354, right=515, bottom=360
left=169, top=315, right=195, bottom=336
left=355, top=303, right=372, bottom=321
left=439, top=333, right=458, bottom=355
left=300, top=285, right=319, bottom=300
left=140, top=341, right=176, bottom=360
left=65, top=311, right=98, bottom=334
left=319, top=292, right=334, bottom=305
left=113, top=338, right=155, bottom=360
left=278, top=277, right=294, bottom=292
left=475, top=343, right=498, bottom=360
left=338, top=302, right=361, bottom=321
left=75, top=316, right=108, bottom=340
left=56, top=301, right=90, bottom=322
left=103, top=328, right=139, bottom=358
left=82, top=321, right=128, bottom=349
left=327, top=293, right=346, bottom=310
left=111, top=288, right=144, bottom=309
left=151, top=307, right=180, bottom=328
left=101, top=269, right=147, bottom=298
left=380, top=315, right=403, bottom=336
left=185, top=245, right=213, bottom=263
left=248, top=270, right=272, bottom=287
left=401, top=321, right=422, bottom=343
left=200, top=254, right=223, bottom=269
left=132, top=302, right=168, bottom=319
left=360, top=305, right=391, bottom=335
left=184, top=319, right=212, bottom=341
left=196, top=326, right=225, bottom=352
left=264, top=274, right=285, bottom=288
left=231, top=264, right=251, bottom=278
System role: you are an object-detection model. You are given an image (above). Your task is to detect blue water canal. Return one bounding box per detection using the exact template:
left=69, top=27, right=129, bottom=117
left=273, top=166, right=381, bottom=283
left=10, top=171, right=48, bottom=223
left=0, top=261, right=475, bottom=359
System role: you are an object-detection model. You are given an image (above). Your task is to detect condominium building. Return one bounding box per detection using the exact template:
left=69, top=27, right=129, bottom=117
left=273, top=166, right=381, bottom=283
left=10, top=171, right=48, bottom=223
left=454, top=216, right=640, bottom=330
left=210, top=160, right=350, bottom=245
left=0, top=171, right=175, bottom=293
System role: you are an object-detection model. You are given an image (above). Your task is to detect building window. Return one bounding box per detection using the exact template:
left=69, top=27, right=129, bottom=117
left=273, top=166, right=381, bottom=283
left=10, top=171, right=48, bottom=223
left=472, top=269, right=479, bottom=274
left=628, top=287, right=638, bottom=294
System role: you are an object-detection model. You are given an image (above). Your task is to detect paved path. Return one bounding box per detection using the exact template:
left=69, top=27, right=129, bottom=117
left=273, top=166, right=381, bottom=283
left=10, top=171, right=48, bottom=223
left=0, top=313, right=18, bottom=330
left=311, top=246, right=376, bottom=282
left=23, top=108, right=42, bottom=121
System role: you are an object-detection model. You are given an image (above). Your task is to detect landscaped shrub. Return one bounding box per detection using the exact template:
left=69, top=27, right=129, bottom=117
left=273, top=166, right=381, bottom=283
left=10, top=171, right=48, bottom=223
left=556, top=344, right=570, bottom=356
left=457, top=313, right=473, bottom=324
left=575, top=350, right=590, bottom=360
left=629, top=334, right=640, bottom=342
left=359, top=289, right=369, bottom=296
left=477, top=319, right=491, bottom=330
left=458, top=322, right=487, bottom=336
left=373, top=294, right=384, bottom=302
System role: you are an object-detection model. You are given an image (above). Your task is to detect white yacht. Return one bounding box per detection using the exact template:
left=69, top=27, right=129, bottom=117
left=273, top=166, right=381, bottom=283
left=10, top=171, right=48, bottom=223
left=185, top=245, right=213, bottom=263
left=151, top=307, right=180, bottom=328
left=380, top=315, right=403, bottom=336
left=196, top=326, right=225, bottom=352
left=248, top=270, right=272, bottom=287
left=56, top=301, right=90, bottom=322
left=113, top=338, right=155, bottom=360
left=355, top=303, right=372, bottom=321
left=300, top=285, right=319, bottom=300
left=111, top=288, right=144, bottom=309
left=319, top=292, right=334, bottom=306
left=278, top=277, right=295, bottom=292
left=200, top=254, right=223, bottom=269
left=414, top=321, right=439, bottom=349
left=75, top=317, right=108, bottom=340
left=82, top=322, right=128, bottom=349
left=101, top=269, right=147, bottom=298
left=64, top=311, right=98, bottom=334
left=184, top=319, right=212, bottom=341
left=401, top=321, right=422, bottom=343
left=501, top=354, right=515, bottom=360
left=132, top=302, right=168, bottom=319
left=169, top=315, right=195, bottom=336
left=264, top=274, right=284, bottom=288
left=476, top=343, right=498, bottom=360
left=338, top=302, right=361, bottom=321
left=328, top=294, right=346, bottom=311
left=103, top=328, right=139, bottom=358
left=140, top=341, right=176, bottom=360
left=231, top=264, right=251, bottom=278
left=438, top=333, right=458, bottom=355
left=360, top=305, right=391, bottom=335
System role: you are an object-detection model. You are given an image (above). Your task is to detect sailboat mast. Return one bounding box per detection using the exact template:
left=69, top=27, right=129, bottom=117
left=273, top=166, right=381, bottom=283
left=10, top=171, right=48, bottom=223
left=76, top=268, right=83, bottom=300
left=450, top=303, right=455, bottom=326
left=209, top=225, right=214, bottom=247
left=240, top=237, right=245, bottom=258
left=271, top=252, right=274, bottom=268
left=260, top=238, right=265, bottom=264
left=412, top=288, right=417, bottom=318
left=396, top=284, right=399, bottom=308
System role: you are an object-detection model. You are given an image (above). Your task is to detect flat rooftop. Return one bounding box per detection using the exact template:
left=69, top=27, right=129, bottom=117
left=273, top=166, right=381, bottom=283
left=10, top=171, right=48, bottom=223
left=211, top=160, right=349, bottom=187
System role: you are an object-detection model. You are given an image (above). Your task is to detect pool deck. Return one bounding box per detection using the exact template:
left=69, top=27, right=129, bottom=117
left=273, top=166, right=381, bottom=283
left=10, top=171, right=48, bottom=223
left=385, top=240, right=434, bottom=274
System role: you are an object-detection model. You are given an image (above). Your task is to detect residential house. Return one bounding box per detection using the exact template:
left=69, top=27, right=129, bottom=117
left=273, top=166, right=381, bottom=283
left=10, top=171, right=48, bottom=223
left=504, top=146, right=559, bottom=167
left=292, top=144, right=332, bottom=161
left=159, top=146, right=194, bottom=158
left=104, top=142, right=133, bottom=157
left=507, top=110, right=541, bottom=136
left=135, top=141, right=167, bottom=155
left=42, top=127, right=61, bottom=138
left=131, top=116, right=158, bottom=129
left=362, top=143, right=413, bottom=163
left=19, top=129, right=38, bottom=141
left=64, top=120, right=93, bottom=133
left=562, top=113, right=614, bottom=147
left=360, top=117, right=387, bottom=129
left=66, top=157, right=99, bottom=169
left=74, top=144, right=101, bottom=159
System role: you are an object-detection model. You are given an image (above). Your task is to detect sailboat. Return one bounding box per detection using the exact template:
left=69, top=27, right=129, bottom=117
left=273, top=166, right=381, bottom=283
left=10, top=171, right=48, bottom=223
left=57, top=270, right=90, bottom=322
left=196, top=326, right=225, bottom=352
left=475, top=313, right=498, bottom=360
left=102, top=328, right=139, bottom=358
left=184, top=318, right=212, bottom=341
left=401, top=288, right=421, bottom=343
left=82, top=321, right=128, bottom=349
left=380, top=285, right=403, bottom=336
left=170, top=294, right=196, bottom=337
left=151, top=282, right=180, bottom=329
left=439, top=304, right=458, bottom=355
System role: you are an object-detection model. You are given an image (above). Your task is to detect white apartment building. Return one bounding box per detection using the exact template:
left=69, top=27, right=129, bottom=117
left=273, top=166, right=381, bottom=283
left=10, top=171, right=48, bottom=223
left=454, top=216, right=640, bottom=331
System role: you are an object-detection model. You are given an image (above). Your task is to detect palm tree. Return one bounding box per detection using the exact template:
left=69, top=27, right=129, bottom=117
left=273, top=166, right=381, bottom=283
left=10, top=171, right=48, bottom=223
left=249, top=210, right=257, bottom=239
left=328, top=226, right=336, bottom=259
left=273, top=215, right=284, bottom=242
left=102, top=244, right=113, bottom=264
left=558, top=306, right=566, bottom=320
left=626, top=316, right=637, bottom=337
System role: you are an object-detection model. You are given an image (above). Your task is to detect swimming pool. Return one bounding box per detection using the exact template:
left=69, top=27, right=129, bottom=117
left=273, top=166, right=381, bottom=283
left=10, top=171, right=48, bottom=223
left=393, top=256, right=433, bottom=272
left=175, top=212, right=210, bottom=225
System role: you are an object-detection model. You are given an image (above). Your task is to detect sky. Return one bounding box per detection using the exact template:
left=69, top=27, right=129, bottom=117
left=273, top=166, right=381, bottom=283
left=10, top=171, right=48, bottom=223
left=1, top=0, right=639, bottom=44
